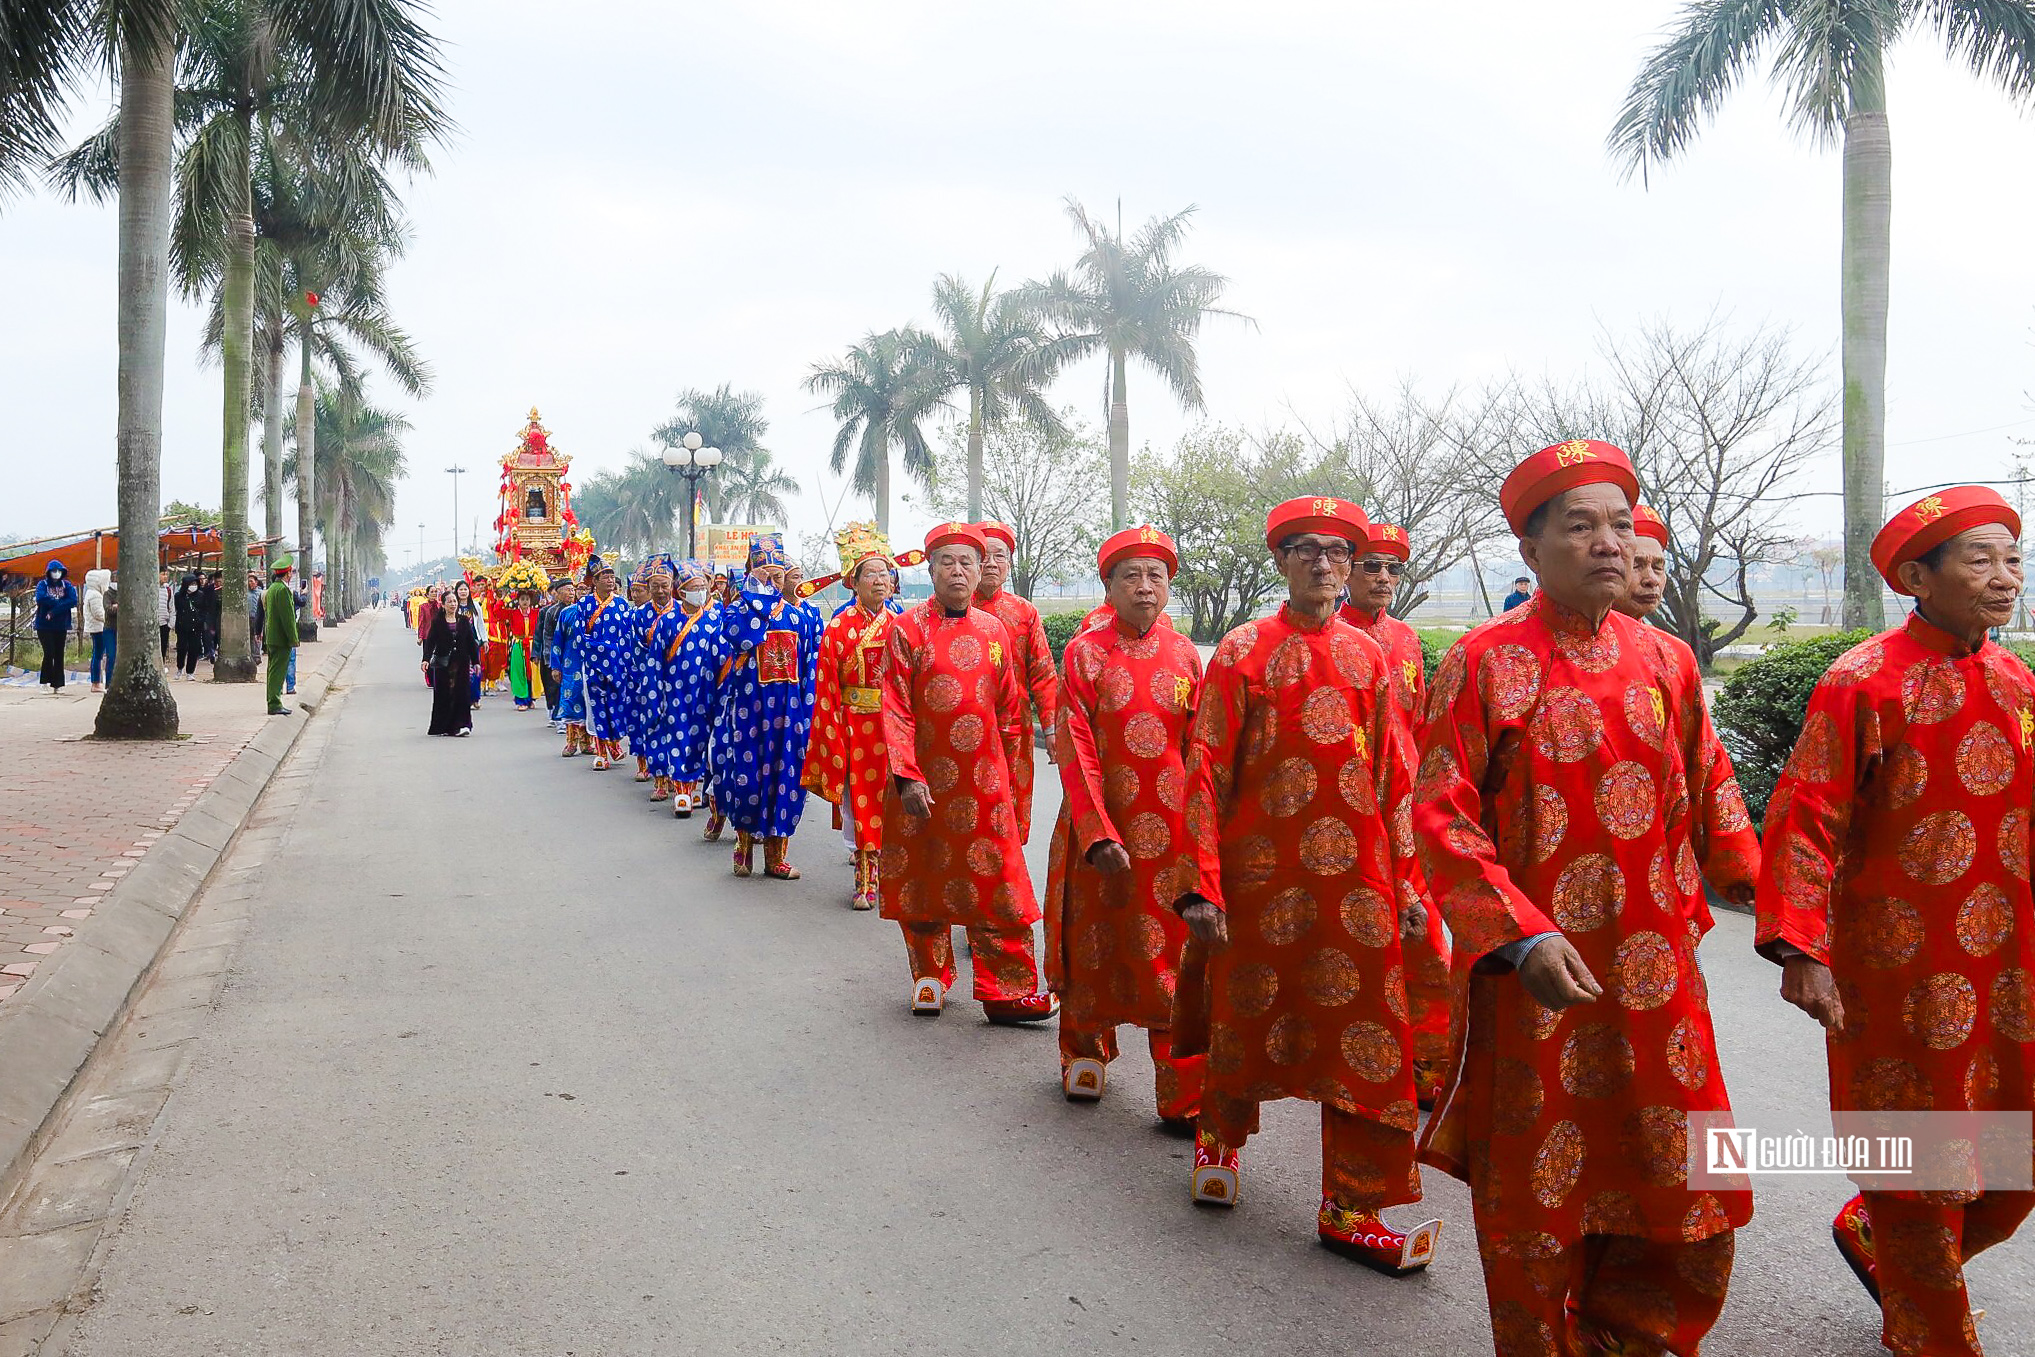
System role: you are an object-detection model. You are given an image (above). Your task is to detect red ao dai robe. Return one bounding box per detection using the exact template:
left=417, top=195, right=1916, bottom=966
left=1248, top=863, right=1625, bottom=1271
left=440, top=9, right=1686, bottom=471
left=1756, top=614, right=2035, bottom=1170
left=803, top=603, right=893, bottom=849
left=976, top=587, right=1058, bottom=844
left=1045, top=616, right=1204, bottom=1032
left=877, top=601, right=1038, bottom=934
left=1171, top=605, right=1427, bottom=1171
left=1412, top=593, right=1762, bottom=1246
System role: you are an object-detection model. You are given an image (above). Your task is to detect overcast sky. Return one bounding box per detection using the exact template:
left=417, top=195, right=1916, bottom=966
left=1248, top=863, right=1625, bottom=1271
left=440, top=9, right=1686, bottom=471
left=4, top=0, right=2030, bottom=571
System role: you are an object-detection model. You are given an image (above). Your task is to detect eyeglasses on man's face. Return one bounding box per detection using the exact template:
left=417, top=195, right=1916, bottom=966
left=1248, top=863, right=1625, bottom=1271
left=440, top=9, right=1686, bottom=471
left=1284, top=542, right=1353, bottom=565
left=1358, top=559, right=1406, bottom=577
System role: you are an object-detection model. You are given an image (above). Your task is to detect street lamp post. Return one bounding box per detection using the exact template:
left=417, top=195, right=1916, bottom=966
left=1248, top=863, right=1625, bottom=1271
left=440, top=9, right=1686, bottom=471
left=446, top=464, right=467, bottom=558
left=660, top=433, right=723, bottom=562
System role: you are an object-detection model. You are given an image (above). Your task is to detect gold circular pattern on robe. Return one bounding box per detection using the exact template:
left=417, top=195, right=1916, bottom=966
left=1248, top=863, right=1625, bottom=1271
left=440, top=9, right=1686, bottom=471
left=1492, top=1058, right=1545, bottom=1136
left=1965, top=1049, right=2000, bottom=1109
left=1339, top=886, right=1396, bottom=949
left=940, top=877, right=977, bottom=915
left=1826, top=639, right=1885, bottom=685
left=947, top=713, right=986, bottom=754
left=1956, top=722, right=2018, bottom=798
left=1902, top=658, right=1966, bottom=725
left=1594, top=761, right=1657, bottom=840
left=1208, top=1020, right=1245, bottom=1075
left=1675, top=1234, right=1734, bottom=1297
left=1621, top=683, right=1666, bottom=749
left=1259, top=756, right=1318, bottom=818
left=1125, top=811, right=1172, bottom=861
left=1581, top=1190, right=1642, bottom=1235
left=1991, top=967, right=2035, bottom=1041
left=1265, top=1012, right=1316, bottom=1066
left=1712, top=778, right=1753, bottom=834
left=1444, top=816, right=1496, bottom=864
left=2000, top=808, right=2030, bottom=880
left=1851, top=1056, right=1932, bottom=1111
left=1785, top=710, right=1841, bottom=784
left=1330, top=631, right=1376, bottom=688
left=940, top=794, right=980, bottom=835
left=971, top=754, right=1003, bottom=797
left=1551, top=853, right=1622, bottom=932
left=1132, top=912, right=1169, bottom=961
left=1148, top=666, right=1189, bottom=711
left=1265, top=635, right=1313, bottom=691
left=1622, top=1106, right=1689, bottom=1186
left=1259, top=886, right=1318, bottom=946
left=1339, top=1020, right=1403, bottom=1083
left=1881, top=1220, right=1966, bottom=1291
left=1071, top=645, right=1104, bottom=686
left=1382, top=961, right=1408, bottom=1020
left=1530, top=1120, right=1587, bottom=1208
left=1228, top=961, right=1281, bottom=1018
left=1553, top=625, right=1621, bottom=674
left=1298, top=817, right=1362, bottom=875
left=879, top=844, right=907, bottom=875
left=923, top=673, right=963, bottom=713
left=966, top=837, right=1004, bottom=879
left=1851, top=896, right=1924, bottom=969
left=1646, top=846, right=1678, bottom=914
left=1680, top=1193, right=1733, bottom=1242
left=1244, top=705, right=1281, bottom=760
left=987, top=800, right=1014, bottom=841
left=1490, top=1302, right=1557, bottom=1357
left=945, top=634, right=983, bottom=671
left=1956, top=884, right=2015, bottom=957
left=1337, top=756, right=1379, bottom=817
left=1097, top=665, right=1137, bottom=712
left=1560, top=1022, right=1636, bottom=1098
left=1231, top=834, right=1279, bottom=888
left=1299, top=949, right=1361, bottom=1007
left=1519, top=995, right=1562, bottom=1042
left=1516, top=785, right=1568, bottom=865
left=1611, top=931, right=1678, bottom=1010
left=1531, top=687, right=1605, bottom=764
left=1903, top=972, right=1979, bottom=1051
left=1075, top=919, right=1113, bottom=971
left=1298, top=687, right=1354, bottom=745
left=1899, top=810, right=1976, bottom=886
left=923, top=755, right=961, bottom=795
left=1138, top=763, right=1180, bottom=816
left=1428, top=645, right=1469, bottom=714
left=1666, top=1014, right=1710, bottom=1090
left=1415, top=746, right=1458, bottom=803
left=1104, top=763, right=1141, bottom=810
left=1480, top=644, right=1542, bottom=722
left=1674, top=839, right=1702, bottom=896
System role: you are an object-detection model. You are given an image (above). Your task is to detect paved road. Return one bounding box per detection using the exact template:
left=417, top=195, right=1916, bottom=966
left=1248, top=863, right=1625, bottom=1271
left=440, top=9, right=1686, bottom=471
left=56, top=611, right=2032, bottom=1356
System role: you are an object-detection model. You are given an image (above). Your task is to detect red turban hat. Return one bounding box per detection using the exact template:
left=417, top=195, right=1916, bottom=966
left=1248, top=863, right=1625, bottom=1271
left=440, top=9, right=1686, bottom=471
left=1500, top=440, right=1640, bottom=537
left=1367, top=522, right=1410, bottom=561
left=1871, top=486, right=2021, bottom=595
left=1632, top=504, right=1669, bottom=547
left=1097, top=525, right=1179, bottom=579
left=1265, top=496, right=1369, bottom=551
left=924, top=521, right=988, bottom=558
left=976, top=520, right=1017, bottom=552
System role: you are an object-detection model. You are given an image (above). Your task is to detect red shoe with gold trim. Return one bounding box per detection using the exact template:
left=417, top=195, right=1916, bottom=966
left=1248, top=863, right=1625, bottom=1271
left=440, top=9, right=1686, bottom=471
left=1192, top=1129, right=1240, bottom=1207
left=981, top=993, right=1059, bottom=1025
left=1833, top=1193, right=1879, bottom=1302
left=1316, top=1196, right=1441, bottom=1275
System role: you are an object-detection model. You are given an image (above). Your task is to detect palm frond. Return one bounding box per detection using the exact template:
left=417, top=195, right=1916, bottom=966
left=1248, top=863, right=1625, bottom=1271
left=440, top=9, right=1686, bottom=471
left=1608, top=0, right=1790, bottom=178
left=1769, top=0, right=1899, bottom=134
left=1918, top=0, right=2035, bottom=100
left=45, top=112, right=120, bottom=201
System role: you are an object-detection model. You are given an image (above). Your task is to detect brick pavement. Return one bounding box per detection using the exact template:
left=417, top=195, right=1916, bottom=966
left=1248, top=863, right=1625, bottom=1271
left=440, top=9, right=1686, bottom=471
left=0, top=630, right=350, bottom=1010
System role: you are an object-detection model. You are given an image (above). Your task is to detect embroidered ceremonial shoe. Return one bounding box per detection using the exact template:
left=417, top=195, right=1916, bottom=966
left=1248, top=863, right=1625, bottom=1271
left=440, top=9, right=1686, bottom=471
left=1062, top=1057, right=1106, bottom=1102
left=1192, top=1130, right=1240, bottom=1207
left=982, top=994, right=1060, bottom=1025
left=672, top=790, right=694, bottom=819
left=763, top=836, right=800, bottom=880
left=732, top=832, right=756, bottom=878
left=703, top=807, right=726, bottom=842
left=649, top=777, right=671, bottom=803
left=911, top=977, right=946, bottom=1016
left=1832, top=1193, right=1880, bottom=1302
left=1317, top=1197, right=1441, bottom=1275
left=634, top=760, right=651, bottom=783
left=1412, top=1060, right=1444, bottom=1112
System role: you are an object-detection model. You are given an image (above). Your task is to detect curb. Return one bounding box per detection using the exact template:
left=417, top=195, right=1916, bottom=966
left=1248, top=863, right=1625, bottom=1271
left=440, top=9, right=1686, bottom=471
left=0, top=623, right=370, bottom=1204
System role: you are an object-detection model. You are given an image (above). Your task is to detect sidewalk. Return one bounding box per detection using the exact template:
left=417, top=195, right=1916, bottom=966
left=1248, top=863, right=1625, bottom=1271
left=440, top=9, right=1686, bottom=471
left=0, top=633, right=349, bottom=1013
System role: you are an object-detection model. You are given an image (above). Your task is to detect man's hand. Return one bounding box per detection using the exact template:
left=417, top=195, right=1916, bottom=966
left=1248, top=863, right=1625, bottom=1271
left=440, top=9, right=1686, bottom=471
left=1087, top=840, right=1131, bottom=875
left=549, top=668, right=561, bottom=682
left=1518, top=937, right=1602, bottom=1011
left=899, top=779, right=933, bottom=819
left=1399, top=900, right=1428, bottom=941
left=1181, top=898, right=1229, bottom=949
left=1781, top=955, right=1845, bottom=1032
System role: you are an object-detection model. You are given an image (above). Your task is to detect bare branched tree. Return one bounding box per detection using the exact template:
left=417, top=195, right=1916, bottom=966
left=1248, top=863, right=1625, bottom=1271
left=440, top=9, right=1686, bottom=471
left=930, top=411, right=1108, bottom=599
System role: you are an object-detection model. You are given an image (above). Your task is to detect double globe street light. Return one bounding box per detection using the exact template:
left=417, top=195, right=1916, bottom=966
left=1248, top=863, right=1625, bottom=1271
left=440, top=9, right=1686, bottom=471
left=660, top=432, right=723, bottom=562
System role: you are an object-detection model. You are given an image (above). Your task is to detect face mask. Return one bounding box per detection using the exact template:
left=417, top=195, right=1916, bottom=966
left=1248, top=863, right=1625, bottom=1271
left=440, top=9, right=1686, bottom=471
left=683, top=589, right=708, bottom=607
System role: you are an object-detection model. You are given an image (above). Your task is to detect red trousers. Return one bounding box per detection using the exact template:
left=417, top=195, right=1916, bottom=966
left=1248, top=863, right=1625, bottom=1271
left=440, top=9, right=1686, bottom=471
left=1866, top=1190, right=2035, bottom=1357
left=1473, top=1222, right=1734, bottom=1357
left=1059, top=1024, right=1204, bottom=1121
left=1205, top=1104, right=1421, bottom=1213
left=902, top=922, right=1040, bottom=1001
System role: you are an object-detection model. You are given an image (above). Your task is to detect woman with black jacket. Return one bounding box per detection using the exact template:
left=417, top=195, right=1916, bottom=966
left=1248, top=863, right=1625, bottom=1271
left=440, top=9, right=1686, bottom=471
left=423, top=583, right=480, bottom=736
left=171, top=574, right=205, bottom=679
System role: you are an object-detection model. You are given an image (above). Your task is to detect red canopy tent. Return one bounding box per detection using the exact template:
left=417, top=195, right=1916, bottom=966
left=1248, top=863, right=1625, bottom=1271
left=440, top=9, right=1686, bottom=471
left=0, top=526, right=274, bottom=583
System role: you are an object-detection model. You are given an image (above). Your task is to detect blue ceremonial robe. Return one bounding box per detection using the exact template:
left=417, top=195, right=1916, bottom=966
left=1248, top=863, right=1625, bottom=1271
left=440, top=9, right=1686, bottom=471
left=628, top=600, right=677, bottom=757
left=647, top=601, right=728, bottom=783
left=547, top=600, right=589, bottom=724
left=578, top=592, right=637, bottom=743
left=713, top=579, right=822, bottom=836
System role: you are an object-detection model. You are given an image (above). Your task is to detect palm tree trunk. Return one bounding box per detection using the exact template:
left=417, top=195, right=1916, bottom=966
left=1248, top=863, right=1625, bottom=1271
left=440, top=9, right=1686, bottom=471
left=294, top=314, right=319, bottom=640
left=966, top=387, right=985, bottom=522
left=1108, top=346, right=1130, bottom=531
left=1839, top=90, right=1891, bottom=631
left=874, top=428, right=891, bottom=535
left=96, top=30, right=181, bottom=740
left=214, top=168, right=257, bottom=682
left=262, top=336, right=286, bottom=543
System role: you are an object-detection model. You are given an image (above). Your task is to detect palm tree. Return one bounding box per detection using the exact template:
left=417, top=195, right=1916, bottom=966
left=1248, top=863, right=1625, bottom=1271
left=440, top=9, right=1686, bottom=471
left=291, top=385, right=408, bottom=616
left=1024, top=198, right=1245, bottom=530
left=652, top=385, right=770, bottom=524
left=717, top=448, right=801, bottom=526
left=806, top=329, right=950, bottom=534
left=1611, top=3, right=2035, bottom=630
left=6, top=4, right=185, bottom=736
left=572, top=453, right=683, bottom=558
left=925, top=271, right=1076, bottom=520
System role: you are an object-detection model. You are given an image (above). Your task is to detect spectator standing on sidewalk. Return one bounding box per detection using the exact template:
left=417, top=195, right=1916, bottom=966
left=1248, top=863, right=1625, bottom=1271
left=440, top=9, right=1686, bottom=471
left=34, top=561, right=79, bottom=694
left=172, top=573, right=204, bottom=679
left=198, top=573, right=222, bottom=663
left=157, top=568, right=171, bottom=666
left=246, top=572, right=264, bottom=663
left=84, top=568, right=114, bottom=693
left=262, top=561, right=299, bottom=716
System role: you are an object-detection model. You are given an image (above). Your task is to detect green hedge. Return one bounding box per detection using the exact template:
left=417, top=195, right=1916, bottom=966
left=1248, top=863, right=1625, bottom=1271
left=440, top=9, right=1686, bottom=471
left=1041, top=611, right=1089, bottom=668
left=1712, top=629, right=1872, bottom=824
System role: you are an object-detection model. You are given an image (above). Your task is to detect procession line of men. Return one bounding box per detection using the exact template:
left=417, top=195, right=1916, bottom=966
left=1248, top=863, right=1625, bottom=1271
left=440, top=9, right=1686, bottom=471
left=525, top=449, right=2030, bottom=1357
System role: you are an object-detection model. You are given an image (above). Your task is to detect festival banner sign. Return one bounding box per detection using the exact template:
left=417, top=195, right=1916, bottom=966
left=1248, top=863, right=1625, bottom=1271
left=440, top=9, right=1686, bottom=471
left=703, top=524, right=781, bottom=569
